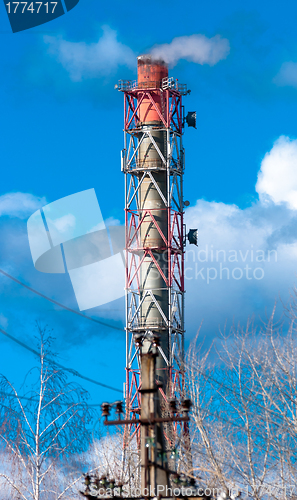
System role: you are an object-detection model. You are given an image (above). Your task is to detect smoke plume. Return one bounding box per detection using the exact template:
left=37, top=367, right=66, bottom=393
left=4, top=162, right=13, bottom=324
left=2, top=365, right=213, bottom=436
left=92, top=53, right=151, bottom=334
left=150, top=34, right=230, bottom=67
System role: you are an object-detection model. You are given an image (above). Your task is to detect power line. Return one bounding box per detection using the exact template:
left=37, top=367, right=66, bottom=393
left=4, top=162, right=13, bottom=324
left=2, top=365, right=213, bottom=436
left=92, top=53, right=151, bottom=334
left=0, top=389, right=103, bottom=407
left=0, top=327, right=122, bottom=394
left=0, top=269, right=290, bottom=413
left=0, top=269, right=124, bottom=332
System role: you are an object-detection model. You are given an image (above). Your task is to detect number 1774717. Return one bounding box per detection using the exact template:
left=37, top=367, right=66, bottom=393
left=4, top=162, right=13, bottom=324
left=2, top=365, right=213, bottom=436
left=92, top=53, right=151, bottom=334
left=6, top=2, right=58, bottom=13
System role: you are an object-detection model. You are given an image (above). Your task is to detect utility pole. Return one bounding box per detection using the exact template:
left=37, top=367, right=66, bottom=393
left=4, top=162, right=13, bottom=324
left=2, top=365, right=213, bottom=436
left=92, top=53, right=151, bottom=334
left=81, top=345, right=200, bottom=499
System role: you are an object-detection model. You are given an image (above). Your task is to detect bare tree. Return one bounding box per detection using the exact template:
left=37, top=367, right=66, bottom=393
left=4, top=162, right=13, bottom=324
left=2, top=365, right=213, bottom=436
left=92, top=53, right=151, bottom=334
left=0, top=324, right=95, bottom=500
left=240, top=317, right=297, bottom=498
left=81, top=420, right=141, bottom=498
left=186, top=317, right=291, bottom=500
left=77, top=311, right=297, bottom=500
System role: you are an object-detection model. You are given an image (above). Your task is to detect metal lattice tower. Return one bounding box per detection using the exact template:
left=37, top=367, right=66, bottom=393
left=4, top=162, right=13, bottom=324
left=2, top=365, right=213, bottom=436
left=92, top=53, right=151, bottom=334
left=117, top=55, right=190, bottom=482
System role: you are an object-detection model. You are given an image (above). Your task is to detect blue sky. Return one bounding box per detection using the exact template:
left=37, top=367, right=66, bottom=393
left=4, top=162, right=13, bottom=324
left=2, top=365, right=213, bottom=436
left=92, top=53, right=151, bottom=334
left=2, top=0, right=297, bottom=405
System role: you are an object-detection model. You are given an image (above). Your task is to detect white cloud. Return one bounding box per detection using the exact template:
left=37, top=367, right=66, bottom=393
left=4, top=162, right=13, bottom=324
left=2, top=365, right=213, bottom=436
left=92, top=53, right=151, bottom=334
left=184, top=198, right=297, bottom=339
left=2, top=134, right=297, bottom=343
left=256, top=135, right=297, bottom=209
left=184, top=136, right=297, bottom=338
left=69, top=253, right=125, bottom=310
left=0, top=192, right=46, bottom=219
left=105, top=216, right=121, bottom=226
left=51, top=213, right=76, bottom=233
left=274, top=61, right=297, bottom=88
left=150, top=34, right=230, bottom=67
left=44, top=26, right=136, bottom=82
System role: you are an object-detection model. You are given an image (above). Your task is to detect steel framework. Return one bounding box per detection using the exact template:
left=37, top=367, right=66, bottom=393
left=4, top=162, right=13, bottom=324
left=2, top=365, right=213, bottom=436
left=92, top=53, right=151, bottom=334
left=118, top=68, right=190, bottom=453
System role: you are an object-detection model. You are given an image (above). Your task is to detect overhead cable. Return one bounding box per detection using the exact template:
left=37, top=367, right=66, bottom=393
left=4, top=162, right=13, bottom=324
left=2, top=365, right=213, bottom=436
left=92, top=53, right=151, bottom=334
left=0, top=327, right=122, bottom=393
left=0, top=269, right=124, bottom=332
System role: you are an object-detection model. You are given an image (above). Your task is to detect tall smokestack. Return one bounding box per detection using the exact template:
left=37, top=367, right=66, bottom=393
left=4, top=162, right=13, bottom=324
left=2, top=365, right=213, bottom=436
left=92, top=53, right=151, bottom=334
left=137, top=55, right=169, bottom=386
left=118, top=54, right=191, bottom=491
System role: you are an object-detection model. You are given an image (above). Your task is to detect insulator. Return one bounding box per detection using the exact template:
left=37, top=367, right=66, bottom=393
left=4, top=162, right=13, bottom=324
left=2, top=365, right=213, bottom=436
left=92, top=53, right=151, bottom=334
left=170, top=447, right=179, bottom=459
left=108, top=479, right=116, bottom=490
left=99, top=476, right=107, bottom=487
left=172, top=473, right=181, bottom=484
left=180, top=474, right=188, bottom=486
left=115, top=400, right=124, bottom=414
left=93, top=477, right=100, bottom=488
left=180, top=398, right=192, bottom=412
left=134, top=333, right=143, bottom=347
left=169, top=399, right=177, bottom=412
left=145, top=437, right=155, bottom=448
left=189, top=477, right=196, bottom=487
left=84, top=474, right=91, bottom=486
left=151, top=333, right=160, bottom=347
left=101, top=402, right=110, bottom=418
